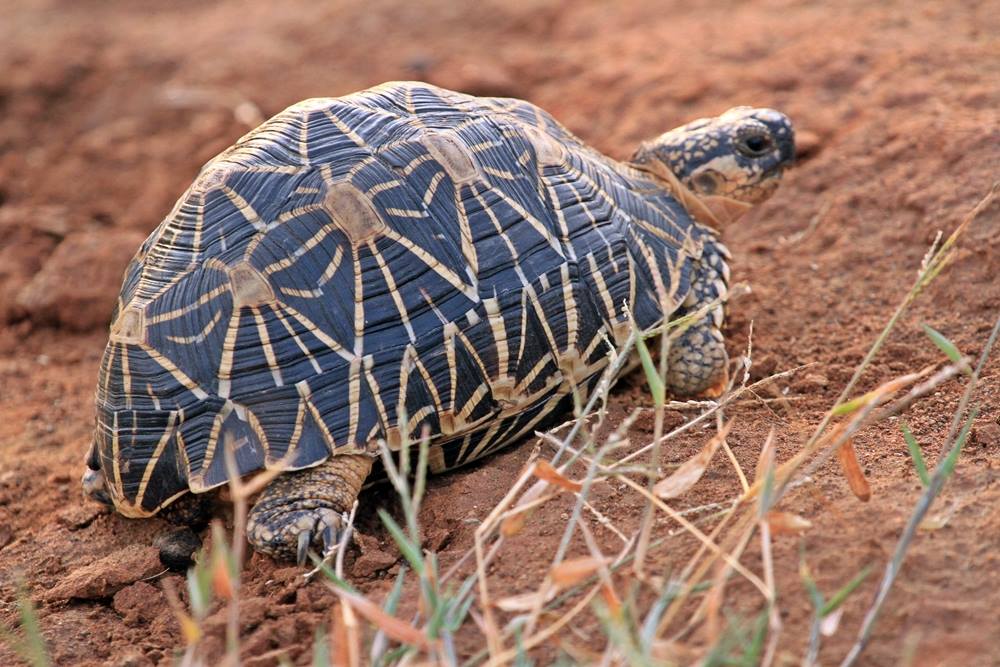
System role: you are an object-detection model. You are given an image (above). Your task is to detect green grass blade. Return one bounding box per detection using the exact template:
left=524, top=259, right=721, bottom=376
left=307, top=553, right=359, bottom=593
left=0, top=581, right=50, bottom=667
left=900, top=422, right=930, bottom=486
left=513, top=625, right=534, bottom=667
left=798, top=551, right=825, bottom=611
left=941, top=408, right=977, bottom=479
left=311, top=626, right=329, bottom=667
left=634, top=330, right=665, bottom=407
left=186, top=558, right=212, bottom=618
left=921, top=324, right=968, bottom=372
left=383, top=564, right=407, bottom=614
left=639, top=580, right=680, bottom=650
left=821, top=565, right=872, bottom=617
left=378, top=508, right=426, bottom=576
left=736, top=610, right=769, bottom=667
left=18, top=592, right=49, bottom=667
left=831, top=393, right=870, bottom=416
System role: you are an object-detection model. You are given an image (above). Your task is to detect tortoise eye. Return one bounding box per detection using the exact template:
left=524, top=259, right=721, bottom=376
left=737, top=132, right=773, bottom=157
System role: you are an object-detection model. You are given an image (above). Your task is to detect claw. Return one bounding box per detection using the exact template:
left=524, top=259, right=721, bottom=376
left=296, top=528, right=312, bottom=566
left=321, top=522, right=339, bottom=556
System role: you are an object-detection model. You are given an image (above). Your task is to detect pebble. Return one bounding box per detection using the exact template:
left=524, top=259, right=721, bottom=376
left=43, top=545, right=162, bottom=601
left=973, top=422, right=1000, bottom=449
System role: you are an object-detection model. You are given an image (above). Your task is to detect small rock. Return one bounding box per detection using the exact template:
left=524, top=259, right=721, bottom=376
left=112, top=581, right=164, bottom=626
left=203, top=595, right=270, bottom=634
left=155, top=527, right=202, bottom=571
left=352, top=546, right=397, bottom=578
left=296, top=585, right=334, bottom=613
left=43, top=545, right=162, bottom=601
left=973, top=422, right=1000, bottom=449
left=795, top=372, right=830, bottom=391
left=110, top=652, right=152, bottom=667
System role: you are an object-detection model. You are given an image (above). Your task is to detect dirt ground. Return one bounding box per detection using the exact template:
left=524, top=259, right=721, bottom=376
left=1, top=0, right=999, bottom=665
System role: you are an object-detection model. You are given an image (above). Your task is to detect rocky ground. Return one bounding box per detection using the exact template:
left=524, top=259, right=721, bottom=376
left=1, top=0, right=998, bottom=665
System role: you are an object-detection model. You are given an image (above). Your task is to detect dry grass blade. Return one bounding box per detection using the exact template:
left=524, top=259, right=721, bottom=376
left=837, top=439, right=871, bottom=502
left=613, top=363, right=809, bottom=470
left=842, top=303, right=1000, bottom=666
left=332, top=602, right=361, bottom=667
left=485, top=583, right=602, bottom=667
left=620, top=475, right=770, bottom=597
left=161, top=578, right=201, bottom=647
left=654, top=420, right=734, bottom=500
left=499, top=491, right=557, bottom=537
left=755, top=427, right=777, bottom=483
left=494, top=590, right=556, bottom=613
left=328, top=586, right=431, bottom=650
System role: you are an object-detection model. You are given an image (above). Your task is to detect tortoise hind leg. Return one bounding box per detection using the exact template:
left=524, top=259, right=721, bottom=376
left=665, top=320, right=728, bottom=397
left=247, top=453, right=373, bottom=565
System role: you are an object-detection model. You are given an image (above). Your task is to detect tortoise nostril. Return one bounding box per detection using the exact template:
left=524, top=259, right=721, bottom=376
left=692, top=172, right=720, bottom=195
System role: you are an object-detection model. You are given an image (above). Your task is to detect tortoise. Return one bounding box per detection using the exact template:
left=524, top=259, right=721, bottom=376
left=82, top=82, right=794, bottom=563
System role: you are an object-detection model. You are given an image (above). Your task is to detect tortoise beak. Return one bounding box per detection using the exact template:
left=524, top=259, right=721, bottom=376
left=82, top=465, right=113, bottom=506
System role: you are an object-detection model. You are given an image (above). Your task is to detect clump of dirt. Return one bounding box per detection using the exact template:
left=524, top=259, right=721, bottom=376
left=2, top=1, right=999, bottom=665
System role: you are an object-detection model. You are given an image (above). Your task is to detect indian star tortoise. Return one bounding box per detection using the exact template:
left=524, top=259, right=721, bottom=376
left=82, top=82, right=794, bottom=563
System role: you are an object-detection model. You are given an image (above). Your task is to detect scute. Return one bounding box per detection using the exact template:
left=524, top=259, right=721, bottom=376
left=95, top=82, right=717, bottom=515
left=322, top=181, right=386, bottom=244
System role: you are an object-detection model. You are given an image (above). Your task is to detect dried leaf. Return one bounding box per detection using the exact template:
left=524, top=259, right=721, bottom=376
left=533, top=460, right=582, bottom=493
left=820, top=607, right=844, bottom=637
left=550, top=556, right=609, bottom=588
left=332, top=587, right=430, bottom=649
left=494, top=589, right=554, bottom=612
left=653, top=421, right=734, bottom=500
left=211, top=554, right=234, bottom=601
left=766, top=510, right=812, bottom=535
left=837, top=439, right=871, bottom=502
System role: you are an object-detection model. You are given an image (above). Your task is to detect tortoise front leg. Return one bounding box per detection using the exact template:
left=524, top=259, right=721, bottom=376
left=247, top=453, right=373, bottom=564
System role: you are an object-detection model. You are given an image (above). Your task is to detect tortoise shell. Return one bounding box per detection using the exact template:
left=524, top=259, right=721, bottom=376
left=90, top=82, right=720, bottom=517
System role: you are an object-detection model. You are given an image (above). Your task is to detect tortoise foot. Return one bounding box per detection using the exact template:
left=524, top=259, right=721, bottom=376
left=699, top=367, right=730, bottom=399
left=247, top=454, right=373, bottom=565
left=666, top=323, right=728, bottom=397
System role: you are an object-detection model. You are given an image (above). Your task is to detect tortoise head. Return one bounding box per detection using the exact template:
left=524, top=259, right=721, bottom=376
left=633, top=107, right=795, bottom=223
